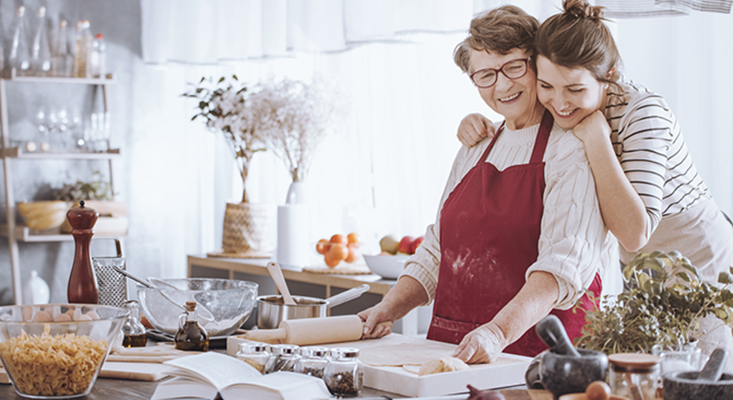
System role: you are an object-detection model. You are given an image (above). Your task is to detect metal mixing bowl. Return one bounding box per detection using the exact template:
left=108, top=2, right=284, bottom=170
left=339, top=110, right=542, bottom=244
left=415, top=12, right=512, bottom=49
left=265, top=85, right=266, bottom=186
left=137, top=278, right=258, bottom=337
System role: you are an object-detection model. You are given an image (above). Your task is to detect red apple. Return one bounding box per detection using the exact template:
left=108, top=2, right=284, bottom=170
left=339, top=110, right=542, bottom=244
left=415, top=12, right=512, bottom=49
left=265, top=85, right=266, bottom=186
left=397, top=236, right=414, bottom=254
left=410, top=236, right=424, bottom=254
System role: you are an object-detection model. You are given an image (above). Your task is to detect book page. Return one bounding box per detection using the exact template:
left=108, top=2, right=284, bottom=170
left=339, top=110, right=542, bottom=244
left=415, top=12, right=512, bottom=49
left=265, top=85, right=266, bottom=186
left=164, top=352, right=261, bottom=391
left=150, top=377, right=218, bottom=400
left=221, top=372, right=330, bottom=400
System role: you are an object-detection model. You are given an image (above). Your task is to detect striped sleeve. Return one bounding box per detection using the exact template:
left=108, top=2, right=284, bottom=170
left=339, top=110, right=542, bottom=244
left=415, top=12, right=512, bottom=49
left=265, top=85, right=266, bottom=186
left=615, top=94, right=672, bottom=239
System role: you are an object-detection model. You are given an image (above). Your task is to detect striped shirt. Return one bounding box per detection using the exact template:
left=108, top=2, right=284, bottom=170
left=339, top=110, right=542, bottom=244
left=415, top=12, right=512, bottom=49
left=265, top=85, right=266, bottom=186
left=604, top=78, right=711, bottom=239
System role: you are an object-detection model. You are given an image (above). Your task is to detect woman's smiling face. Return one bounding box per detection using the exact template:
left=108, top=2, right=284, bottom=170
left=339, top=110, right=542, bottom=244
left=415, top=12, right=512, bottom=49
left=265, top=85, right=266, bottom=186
left=535, top=55, right=607, bottom=129
left=469, top=48, right=541, bottom=130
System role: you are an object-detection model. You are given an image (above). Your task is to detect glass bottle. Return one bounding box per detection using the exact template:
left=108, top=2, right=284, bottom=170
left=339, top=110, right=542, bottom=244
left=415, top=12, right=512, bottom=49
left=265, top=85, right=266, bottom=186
left=236, top=342, right=270, bottom=374
left=91, top=33, right=106, bottom=78
left=121, top=300, right=148, bottom=347
left=324, top=348, right=364, bottom=397
left=73, top=20, right=93, bottom=78
left=266, top=344, right=300, bottom=373
left=294, top=346, right=329, bottom=378
left=52, top=20, right=73, bottom=77
left=9, top=6, right=31, bottom=75
left=608, top=353, right=661, bottom=400
left=31, top=6, right=51, bottom=76
left=174, top=301, right=209, bottom=351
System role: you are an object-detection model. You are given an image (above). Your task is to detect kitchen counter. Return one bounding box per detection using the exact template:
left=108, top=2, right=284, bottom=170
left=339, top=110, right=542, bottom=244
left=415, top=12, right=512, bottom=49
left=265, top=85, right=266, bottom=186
left=0, top=378, right=551, bottom=399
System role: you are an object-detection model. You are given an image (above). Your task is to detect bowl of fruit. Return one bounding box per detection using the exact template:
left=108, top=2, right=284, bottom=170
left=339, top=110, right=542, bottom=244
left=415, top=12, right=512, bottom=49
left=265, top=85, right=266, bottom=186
left=363, top=234, right=424, bottom=279
left=315, top=232, right=363, bottom=268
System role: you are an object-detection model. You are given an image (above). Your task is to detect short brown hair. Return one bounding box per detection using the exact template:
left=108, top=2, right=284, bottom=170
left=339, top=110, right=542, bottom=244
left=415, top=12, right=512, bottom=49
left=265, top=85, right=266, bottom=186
left=454, top=5, right=539, bottom=74
left=535, top=0, right=621, bottom=88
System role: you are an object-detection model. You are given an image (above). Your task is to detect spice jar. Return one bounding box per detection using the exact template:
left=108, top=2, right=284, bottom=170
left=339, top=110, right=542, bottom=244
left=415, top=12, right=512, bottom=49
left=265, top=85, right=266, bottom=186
left=236, top=342, right=270, bottom=374
left=608, top=353, right=661, bottom=400
left=266, top=344, right=300, bottom=373
left=121, top=299, right=147, bottom=347
left=295, top=346, right=329, bottom=378
left=324, top=347, right=364, bottom=397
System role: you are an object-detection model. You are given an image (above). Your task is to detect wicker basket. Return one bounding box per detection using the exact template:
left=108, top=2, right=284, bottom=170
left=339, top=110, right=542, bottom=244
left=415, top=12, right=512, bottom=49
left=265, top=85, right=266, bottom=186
left=220, top=202, right=276, bottom=257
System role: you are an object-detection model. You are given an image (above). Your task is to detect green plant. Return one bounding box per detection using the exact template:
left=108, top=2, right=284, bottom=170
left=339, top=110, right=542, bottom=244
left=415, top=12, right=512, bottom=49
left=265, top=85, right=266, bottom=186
left=183, top=75, right=267, bottom=203
left=53, top=172, right=112, bottom=201
left=575, top=250, right=733, bottom=354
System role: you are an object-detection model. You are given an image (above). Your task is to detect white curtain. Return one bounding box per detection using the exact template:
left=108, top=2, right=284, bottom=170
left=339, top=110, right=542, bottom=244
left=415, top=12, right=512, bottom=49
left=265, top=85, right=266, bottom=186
left=136, top=1, right=733, bottom=291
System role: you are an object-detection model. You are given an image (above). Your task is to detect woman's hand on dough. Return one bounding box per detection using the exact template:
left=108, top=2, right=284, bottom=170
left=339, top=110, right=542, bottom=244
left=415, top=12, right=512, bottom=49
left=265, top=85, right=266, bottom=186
left=572, top=110, right=610, bottom=146
left=457, top=113, right=494, bottom=147
left=357, top=304, right=395, bottom=339
left=453, top=322, right=508, bottom=364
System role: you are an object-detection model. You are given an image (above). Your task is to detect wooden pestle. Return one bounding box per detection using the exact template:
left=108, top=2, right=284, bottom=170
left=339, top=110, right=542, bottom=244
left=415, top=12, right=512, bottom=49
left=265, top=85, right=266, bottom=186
left=241, top=315, right=364, bottom=345
left=536, top=314, right=581, bottom=357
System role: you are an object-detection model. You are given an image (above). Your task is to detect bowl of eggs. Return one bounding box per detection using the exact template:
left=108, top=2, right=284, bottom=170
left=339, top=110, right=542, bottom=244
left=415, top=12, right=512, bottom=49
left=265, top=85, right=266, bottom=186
left=0, top=303, right=128, bottom=399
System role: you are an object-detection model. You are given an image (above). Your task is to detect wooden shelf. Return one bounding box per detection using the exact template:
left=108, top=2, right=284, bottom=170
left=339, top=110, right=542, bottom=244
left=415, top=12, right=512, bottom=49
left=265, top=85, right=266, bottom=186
left=0, top=225, right=126, bottom=243
left=0, top=147, right=121, bottom=159
left=1, top=69, right=115, bottom=84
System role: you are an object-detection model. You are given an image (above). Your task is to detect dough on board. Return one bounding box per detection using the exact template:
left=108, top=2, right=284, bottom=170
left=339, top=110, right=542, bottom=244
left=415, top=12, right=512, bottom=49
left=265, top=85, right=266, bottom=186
left=418, top=356, right=470, bottom=376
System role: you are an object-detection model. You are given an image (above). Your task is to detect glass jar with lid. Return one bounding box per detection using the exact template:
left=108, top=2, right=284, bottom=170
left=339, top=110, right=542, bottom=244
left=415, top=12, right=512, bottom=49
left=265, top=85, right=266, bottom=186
left=324, top=347, right=364, bottom=397
left=236, top=342, right=270, bottom=374
left=294, top=346, right=329, bottom=378
left=608, top=353, right=661, bottom=400
left=266, top=344, right=300, bottom=373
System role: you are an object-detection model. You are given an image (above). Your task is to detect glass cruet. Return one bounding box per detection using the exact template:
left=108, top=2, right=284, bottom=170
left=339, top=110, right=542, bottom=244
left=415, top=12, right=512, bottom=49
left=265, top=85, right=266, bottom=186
left=121, top=300, right=147, bottom=347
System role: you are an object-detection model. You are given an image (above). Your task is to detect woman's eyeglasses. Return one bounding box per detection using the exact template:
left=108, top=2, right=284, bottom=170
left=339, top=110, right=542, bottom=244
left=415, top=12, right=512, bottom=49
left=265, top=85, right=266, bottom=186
left=469, top=57, right=531, bottom=88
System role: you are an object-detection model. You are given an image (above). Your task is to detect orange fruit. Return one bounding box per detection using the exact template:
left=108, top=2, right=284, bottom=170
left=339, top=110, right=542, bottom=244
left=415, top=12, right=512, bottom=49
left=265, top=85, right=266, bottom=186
left=316, top=239, right=330, bottom=255
left=347, top=232, right=361, bottom=244
left=345, top=244, right=360, bottom=263
left=324, top=253, right=340, bottom=268
left=330, top=234, right=348, bottom=245
left=328, top=243, right=349, bottom=261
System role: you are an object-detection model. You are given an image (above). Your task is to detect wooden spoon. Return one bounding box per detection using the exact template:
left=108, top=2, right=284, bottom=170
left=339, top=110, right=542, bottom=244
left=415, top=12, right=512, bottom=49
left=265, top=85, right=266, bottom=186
left=266, top=261, right=296, bottom=305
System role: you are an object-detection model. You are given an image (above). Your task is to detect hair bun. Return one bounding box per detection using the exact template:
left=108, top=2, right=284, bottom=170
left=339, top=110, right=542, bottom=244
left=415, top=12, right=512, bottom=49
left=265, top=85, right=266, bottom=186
left=564, top=0, right=604, bottom=21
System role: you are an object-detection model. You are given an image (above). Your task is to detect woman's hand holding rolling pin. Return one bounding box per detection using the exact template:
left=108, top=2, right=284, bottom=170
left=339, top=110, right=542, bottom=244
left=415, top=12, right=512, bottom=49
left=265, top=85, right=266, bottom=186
left=357, top=303, right=395, bottom=339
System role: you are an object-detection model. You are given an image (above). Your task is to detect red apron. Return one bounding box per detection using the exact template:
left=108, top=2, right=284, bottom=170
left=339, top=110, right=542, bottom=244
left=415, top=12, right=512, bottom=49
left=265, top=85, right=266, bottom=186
left=426, top=110, right=601, bottom=357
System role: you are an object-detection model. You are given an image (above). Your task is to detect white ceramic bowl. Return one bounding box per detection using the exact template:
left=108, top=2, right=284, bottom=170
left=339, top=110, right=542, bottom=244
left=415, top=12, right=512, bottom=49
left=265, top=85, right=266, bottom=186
left=363, top=254, right=409, bottom=279
left=0, top=304, right=128, bottom=399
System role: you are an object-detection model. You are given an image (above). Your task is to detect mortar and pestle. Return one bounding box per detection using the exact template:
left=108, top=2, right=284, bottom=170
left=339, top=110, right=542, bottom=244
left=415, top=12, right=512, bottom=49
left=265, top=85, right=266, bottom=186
left=663, top=348, right=733, bottom=400
left=536, top=315, right=609, bottom=399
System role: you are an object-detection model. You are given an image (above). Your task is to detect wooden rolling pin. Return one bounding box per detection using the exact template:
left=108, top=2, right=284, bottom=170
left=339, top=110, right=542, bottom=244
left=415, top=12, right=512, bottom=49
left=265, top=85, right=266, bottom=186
left=242, top=315, right=363, bottom=345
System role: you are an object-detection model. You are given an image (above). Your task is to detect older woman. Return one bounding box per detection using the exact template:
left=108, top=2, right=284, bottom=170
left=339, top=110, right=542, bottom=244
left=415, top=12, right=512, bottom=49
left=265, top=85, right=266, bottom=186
left=358, top=5, right=616, bottom=363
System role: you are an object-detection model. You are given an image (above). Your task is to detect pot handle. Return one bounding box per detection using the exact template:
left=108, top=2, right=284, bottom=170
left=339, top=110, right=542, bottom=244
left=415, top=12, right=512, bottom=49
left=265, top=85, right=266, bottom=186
left=326, top=284, right=370, bottom=309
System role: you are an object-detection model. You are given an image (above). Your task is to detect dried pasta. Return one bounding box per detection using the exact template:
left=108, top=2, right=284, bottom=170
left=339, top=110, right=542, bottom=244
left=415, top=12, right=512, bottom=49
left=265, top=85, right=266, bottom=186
left=0, top=332, right=108, bottom=396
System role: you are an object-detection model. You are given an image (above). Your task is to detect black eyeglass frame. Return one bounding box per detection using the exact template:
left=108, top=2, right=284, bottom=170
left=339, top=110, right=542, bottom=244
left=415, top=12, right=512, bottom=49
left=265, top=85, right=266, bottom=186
left=469, top=57, right=532, bottom=88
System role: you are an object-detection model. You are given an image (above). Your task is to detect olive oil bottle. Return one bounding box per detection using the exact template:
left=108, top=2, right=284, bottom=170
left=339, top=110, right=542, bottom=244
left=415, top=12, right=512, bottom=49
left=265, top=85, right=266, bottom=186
left=121, top=299, right=147, bottom=348
left=174, top=301, right=209, bottom=351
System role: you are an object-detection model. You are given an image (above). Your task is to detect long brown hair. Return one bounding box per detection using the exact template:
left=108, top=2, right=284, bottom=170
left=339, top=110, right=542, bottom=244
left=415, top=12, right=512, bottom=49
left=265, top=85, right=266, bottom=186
left=454, top=5, right=539, bottom=74
left=534, top=0, right=621, bottom=89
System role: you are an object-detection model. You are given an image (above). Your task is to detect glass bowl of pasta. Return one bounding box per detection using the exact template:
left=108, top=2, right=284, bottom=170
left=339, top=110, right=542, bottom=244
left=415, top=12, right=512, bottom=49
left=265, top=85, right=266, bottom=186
left=0, top=303, right=128, bottom=399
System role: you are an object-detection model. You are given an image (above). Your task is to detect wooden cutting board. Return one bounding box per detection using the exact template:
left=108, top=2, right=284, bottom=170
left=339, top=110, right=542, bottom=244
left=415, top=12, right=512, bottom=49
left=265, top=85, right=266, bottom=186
left=1, top=361, right=171, bottom=383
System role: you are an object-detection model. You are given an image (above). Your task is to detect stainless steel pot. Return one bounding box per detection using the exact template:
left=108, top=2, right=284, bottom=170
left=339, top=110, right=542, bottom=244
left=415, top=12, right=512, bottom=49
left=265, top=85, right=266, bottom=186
left=255, top=284, right=371, bottom=329
left=256, top=295, right=327, bottom=329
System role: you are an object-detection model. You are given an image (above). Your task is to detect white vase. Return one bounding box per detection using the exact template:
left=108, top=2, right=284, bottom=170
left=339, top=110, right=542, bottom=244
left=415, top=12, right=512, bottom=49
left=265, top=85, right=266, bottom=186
left=285, top=181, right=311, bottom=205
left=23, top=270, right=50, bottom=304
left=277, top=181, right=312, bottom=268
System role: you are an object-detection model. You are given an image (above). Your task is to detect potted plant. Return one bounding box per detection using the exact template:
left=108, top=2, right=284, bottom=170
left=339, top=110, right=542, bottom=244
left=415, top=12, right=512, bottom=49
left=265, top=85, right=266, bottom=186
left=575, top=250, right=733, bottom=355
left=183, top=75, right=274, bottom=257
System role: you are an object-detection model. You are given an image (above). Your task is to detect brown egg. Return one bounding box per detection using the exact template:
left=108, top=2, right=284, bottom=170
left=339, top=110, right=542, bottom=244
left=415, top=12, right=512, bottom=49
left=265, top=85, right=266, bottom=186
left=586, top=381, right=611, bottom=400
left=84, top=311, right=100, bottom=320
left=54, top=313, right=72, bottom=322
left=22, top=307, right=33, bottom=321
left=75, top=314, right=92, bottom=321
left=32, top=311, right=52, bottom=322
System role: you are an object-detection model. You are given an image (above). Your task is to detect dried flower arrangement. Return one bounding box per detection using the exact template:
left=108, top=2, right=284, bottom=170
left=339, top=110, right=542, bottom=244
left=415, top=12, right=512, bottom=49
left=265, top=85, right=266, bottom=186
left=246, top=76, right=342, bottom=183
left=575, top=250, right=733, bottom=355
left=183, top=75, right=267, bottom=203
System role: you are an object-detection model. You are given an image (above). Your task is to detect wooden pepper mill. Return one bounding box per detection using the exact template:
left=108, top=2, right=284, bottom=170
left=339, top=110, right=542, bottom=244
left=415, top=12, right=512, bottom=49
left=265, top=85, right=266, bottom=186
left=66, top=200, right=100, bottom=304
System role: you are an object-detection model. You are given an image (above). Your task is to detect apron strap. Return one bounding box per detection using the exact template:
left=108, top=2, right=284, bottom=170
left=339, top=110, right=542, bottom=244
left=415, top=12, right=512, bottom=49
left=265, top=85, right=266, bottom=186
left=529, top=109, right=554, bottom=164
